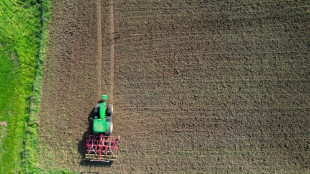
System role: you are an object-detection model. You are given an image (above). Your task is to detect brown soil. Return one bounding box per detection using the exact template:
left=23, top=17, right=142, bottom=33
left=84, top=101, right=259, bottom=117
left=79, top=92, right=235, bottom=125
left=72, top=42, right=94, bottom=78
left=38, top=0, right=310, bottom=173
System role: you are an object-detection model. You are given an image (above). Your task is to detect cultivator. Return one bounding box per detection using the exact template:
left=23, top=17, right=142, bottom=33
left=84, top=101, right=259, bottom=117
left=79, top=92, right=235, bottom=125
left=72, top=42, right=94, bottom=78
left=85, top=135, right=119, bottom=162
left=85, top=95, right=119, bottom=162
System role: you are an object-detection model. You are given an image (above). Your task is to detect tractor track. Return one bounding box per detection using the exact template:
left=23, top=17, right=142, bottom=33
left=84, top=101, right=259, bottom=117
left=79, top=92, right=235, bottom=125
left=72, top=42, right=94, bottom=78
left=96, top=0, right=103, bottom=98
left=96, top=0, right=115, bottom=102
left=109, top=0, right=115, bottom=103
left=100, top=0, right=115, bottom=103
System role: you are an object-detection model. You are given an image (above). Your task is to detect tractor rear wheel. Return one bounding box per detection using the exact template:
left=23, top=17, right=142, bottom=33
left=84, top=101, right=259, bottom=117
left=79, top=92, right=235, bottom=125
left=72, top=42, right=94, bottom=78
left=105, top=121, right=113, bottom=136
left=106, top=104, right=113, bottom=116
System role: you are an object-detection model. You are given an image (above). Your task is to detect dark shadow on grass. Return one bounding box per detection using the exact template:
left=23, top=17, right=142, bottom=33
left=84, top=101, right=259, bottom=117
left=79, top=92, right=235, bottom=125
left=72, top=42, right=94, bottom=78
left=78, top=100, right=113, bottom=167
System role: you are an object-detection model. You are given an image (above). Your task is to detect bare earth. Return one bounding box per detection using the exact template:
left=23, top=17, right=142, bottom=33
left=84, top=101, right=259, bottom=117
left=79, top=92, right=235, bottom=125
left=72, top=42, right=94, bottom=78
left=37, top=0, right=310, bottom=173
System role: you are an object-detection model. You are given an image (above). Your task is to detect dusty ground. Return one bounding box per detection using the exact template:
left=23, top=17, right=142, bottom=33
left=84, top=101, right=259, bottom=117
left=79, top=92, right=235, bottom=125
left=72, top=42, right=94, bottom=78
left=38, top=0, right=310, bottom=173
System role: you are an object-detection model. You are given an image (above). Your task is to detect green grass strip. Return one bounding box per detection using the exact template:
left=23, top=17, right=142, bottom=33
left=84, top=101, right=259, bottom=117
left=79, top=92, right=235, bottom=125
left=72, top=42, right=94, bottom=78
left=0, top=1, right=77, bottom=172
left=22, top=1, right=51, bottom=173
left=0, top=0, right=41, bottom=173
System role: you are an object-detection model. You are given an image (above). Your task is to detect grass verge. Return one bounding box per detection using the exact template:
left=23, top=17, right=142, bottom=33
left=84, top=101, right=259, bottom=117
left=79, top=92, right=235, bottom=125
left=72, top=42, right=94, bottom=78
left=22, top=1, right=50, bottom=173
left=0, top=0, right=41, bottom=173
left=0, top=1, right=75, bottom=173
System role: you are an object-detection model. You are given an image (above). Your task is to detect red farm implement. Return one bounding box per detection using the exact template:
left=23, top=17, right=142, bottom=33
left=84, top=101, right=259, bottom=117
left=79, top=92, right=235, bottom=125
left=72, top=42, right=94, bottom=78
left=85, top=135, right=119, bottom=162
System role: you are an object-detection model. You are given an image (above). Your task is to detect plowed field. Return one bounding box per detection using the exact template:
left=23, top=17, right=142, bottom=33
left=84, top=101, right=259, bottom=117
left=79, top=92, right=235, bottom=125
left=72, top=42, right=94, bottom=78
left=37, top=0, right=310, bottom=173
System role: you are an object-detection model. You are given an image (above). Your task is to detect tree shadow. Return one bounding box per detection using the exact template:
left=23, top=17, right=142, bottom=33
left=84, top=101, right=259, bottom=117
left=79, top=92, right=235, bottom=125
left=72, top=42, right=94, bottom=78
left=78, top=100, right=113, bottom=167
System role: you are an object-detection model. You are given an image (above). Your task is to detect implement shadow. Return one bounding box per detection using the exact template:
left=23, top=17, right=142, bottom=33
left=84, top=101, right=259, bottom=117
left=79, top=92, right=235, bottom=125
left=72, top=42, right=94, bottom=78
left=78, top=100, right=113, bottom=167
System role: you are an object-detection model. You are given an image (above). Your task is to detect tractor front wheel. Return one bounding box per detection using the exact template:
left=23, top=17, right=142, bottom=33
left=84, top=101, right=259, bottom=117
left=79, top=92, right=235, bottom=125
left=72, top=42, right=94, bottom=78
left=106, top=104, right=113, bottom=116
left=94, top=103, right=99, bottom=114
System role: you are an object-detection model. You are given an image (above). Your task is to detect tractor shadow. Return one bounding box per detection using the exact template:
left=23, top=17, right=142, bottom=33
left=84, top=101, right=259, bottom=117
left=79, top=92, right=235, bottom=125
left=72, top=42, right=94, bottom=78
left=78, top=100, right=113, bottom=167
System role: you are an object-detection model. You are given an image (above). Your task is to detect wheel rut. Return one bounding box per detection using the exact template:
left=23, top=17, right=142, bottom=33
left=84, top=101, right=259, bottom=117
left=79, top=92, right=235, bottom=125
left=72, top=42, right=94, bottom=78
left=96, top=0, right=102, bottom=97
left=101, top=0, right=115, bottom=103
left=109, top=0, right=114, bottom=103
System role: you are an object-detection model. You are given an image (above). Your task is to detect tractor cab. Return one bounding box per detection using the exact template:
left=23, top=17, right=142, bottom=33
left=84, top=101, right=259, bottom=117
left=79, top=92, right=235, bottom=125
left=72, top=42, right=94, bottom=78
left=93, top=95, right=113, bottom=135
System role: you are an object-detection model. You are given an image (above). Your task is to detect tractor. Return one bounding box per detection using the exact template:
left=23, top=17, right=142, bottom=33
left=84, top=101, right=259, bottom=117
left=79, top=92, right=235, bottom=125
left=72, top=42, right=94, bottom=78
left=85, top=95, right=119, bottom=162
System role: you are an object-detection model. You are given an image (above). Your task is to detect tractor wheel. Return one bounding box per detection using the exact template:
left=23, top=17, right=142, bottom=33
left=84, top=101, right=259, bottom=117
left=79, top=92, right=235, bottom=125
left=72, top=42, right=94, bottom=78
left=105, top=122, right=113, bottom=136
left=94, top=103, right=100, bottom=115
left=106, top=104, right=113, bottom=116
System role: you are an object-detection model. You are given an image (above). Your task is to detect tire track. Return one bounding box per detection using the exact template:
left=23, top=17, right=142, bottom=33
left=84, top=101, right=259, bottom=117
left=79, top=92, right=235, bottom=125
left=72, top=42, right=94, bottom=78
left=96, top=0, right=102, bottom=97
left=97, top=0, right=114, bottom=102
left=109, top=0, right=115, bottom=103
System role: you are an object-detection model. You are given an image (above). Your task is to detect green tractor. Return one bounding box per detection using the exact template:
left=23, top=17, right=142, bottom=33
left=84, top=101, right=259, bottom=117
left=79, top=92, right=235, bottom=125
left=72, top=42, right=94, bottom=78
left=86, top=94, right=119, bottom=162
left=92, top=95, right=113, bottom=135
